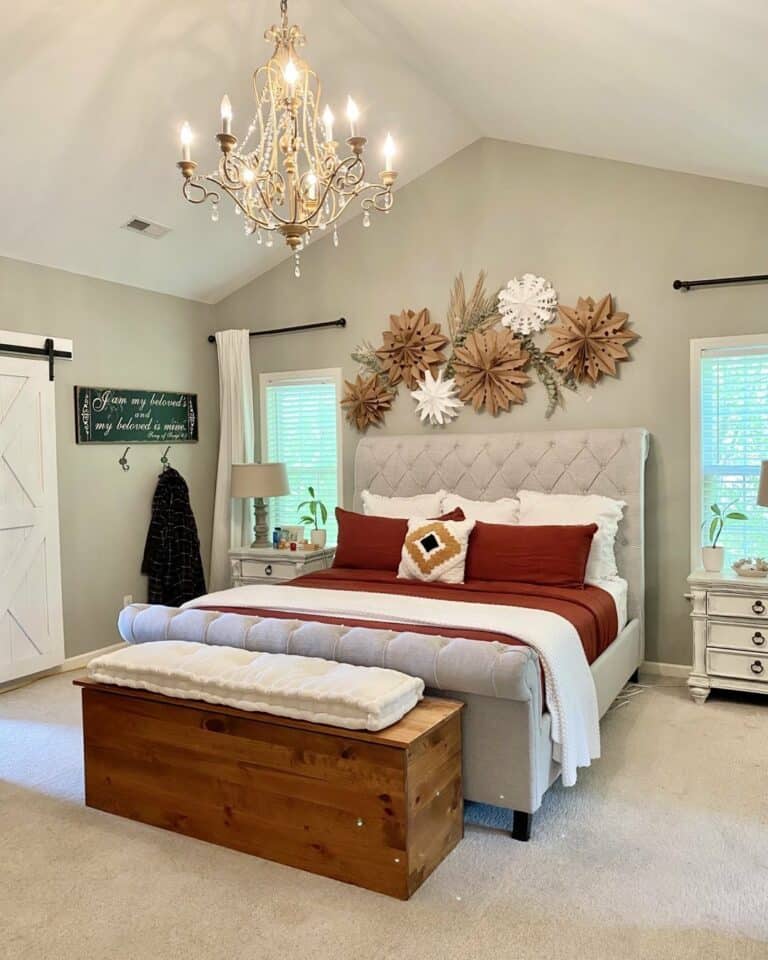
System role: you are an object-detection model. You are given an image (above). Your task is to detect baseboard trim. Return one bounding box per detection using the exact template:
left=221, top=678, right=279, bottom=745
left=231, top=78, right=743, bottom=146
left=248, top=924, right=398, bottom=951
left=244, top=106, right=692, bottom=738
left=640, top=659, right=691, bottom=678
left=0, top=642, right=126, bottom=695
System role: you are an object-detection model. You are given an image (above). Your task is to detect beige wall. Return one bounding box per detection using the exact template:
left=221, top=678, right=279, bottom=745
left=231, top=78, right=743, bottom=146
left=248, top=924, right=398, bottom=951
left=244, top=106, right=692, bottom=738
left=0, top=257, right=218, bottom=658
left=215, top=137, right=768, bottom=667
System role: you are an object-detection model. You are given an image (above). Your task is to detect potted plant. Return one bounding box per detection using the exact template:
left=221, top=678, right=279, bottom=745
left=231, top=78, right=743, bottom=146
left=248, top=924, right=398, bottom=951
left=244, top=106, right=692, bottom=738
left=701, top=501, right=747, bottom=572
left=298, top=486, right=328, bottom=549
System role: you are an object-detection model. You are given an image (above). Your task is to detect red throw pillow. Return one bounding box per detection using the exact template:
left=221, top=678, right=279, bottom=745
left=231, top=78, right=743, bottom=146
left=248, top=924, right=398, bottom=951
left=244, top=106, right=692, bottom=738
left=465, top=522, right=598, bottom=587
left=334, top=506, right=465, bottom=571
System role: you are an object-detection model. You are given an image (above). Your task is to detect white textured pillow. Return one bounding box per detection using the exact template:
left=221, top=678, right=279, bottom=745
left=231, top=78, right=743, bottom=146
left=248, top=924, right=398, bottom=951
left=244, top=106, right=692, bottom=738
left=442, top=493, right=520, bottom=524
left=362, top=489, right=446, bottom=518
left=397, top=517, right=476, bottom=584
left=517, top=490, right=626, bottom=580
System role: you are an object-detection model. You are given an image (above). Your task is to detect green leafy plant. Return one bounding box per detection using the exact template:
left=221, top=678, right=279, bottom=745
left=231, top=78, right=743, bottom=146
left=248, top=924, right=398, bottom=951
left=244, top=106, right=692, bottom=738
left=703, top=501, right=747, bottom=547
left=298, top=486, right=328, bottom=531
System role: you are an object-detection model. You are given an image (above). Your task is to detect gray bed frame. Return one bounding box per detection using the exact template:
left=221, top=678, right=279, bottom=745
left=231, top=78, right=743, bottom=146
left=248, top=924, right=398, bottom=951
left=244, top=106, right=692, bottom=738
left=353, top=427, right=649, bottom=840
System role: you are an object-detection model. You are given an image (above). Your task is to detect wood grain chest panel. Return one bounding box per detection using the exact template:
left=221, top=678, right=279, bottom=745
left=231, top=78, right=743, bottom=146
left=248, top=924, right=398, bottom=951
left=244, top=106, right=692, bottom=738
left=76, top=681, right=463, bottom=899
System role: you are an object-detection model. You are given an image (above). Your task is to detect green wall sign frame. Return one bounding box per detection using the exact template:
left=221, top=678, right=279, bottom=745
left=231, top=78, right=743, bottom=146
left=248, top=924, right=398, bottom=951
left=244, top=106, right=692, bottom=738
left=74, top=386, right=198, bottom=444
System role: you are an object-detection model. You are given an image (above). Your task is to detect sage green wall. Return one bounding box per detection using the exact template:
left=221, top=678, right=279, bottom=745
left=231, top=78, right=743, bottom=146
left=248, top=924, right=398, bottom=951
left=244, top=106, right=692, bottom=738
left=0, top=256, right=218, bottom=659
left=215, top=137, right=768, bottom=667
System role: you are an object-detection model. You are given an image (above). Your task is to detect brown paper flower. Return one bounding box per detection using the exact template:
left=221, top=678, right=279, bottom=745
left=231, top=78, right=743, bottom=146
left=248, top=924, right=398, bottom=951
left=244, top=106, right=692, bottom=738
left=340, top=373, right=396, bottom=431
left=545, top=294, right=637, bottom=383
left=452, top=328, right=530, bottom=416
left=375, top=308, right=449, bottom=389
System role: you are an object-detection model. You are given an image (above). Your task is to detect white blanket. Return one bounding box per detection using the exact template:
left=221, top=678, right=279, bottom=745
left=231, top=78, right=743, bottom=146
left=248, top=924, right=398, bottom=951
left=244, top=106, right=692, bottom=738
left=185, top=584, right=600, bottom=786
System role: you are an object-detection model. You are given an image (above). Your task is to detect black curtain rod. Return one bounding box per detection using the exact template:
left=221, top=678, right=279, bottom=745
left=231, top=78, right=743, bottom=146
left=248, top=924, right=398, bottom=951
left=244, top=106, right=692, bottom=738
left=207, top=317, right=346, bottom=343
left=673, top=274, right=768, bottom=291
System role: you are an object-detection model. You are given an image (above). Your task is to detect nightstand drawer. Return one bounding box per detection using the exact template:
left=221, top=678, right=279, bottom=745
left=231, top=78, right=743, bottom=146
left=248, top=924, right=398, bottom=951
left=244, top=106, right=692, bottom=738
left=707, top=592, right=768, bottom=619
left=708, top=622, right=768, bottom=652
left=240, top=559, right=297, bottom=581
left=706, top=648, right=768, bottom=683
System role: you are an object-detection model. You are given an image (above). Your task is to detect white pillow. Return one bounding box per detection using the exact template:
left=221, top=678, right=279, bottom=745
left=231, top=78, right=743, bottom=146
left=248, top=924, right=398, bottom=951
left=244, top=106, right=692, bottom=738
left=517, top=490, right=626, bottom=580
left=442, top=493, right=520, bottom=524
left=361, top=489, right=446, bottom=518
left=397, top=517, right=476, bottom=584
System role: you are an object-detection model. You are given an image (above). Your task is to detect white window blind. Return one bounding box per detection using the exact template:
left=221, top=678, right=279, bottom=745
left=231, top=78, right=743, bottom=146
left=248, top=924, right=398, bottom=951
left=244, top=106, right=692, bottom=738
left=699, top=345, right=768, bottom=563
left=262, top=370, right=341, bottom=544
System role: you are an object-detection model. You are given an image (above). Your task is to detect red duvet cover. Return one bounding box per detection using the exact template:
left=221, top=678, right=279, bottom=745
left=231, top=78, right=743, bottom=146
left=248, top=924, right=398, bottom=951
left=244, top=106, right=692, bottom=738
left=199, top=567, right=618, bottom=665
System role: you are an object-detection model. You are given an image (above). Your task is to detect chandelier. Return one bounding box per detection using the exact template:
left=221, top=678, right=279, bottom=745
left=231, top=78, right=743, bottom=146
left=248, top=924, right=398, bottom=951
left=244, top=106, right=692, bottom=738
left=176, top=0, right=399, bottom=277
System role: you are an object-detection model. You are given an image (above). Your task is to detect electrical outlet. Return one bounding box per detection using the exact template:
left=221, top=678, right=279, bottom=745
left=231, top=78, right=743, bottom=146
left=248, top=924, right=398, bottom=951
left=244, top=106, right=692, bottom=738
left=122, top=594, right=133, bottom=608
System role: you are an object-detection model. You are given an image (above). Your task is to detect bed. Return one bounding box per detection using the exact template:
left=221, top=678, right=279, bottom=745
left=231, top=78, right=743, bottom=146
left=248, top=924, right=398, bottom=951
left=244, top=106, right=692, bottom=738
left=120, top=427, right=649, bottom=840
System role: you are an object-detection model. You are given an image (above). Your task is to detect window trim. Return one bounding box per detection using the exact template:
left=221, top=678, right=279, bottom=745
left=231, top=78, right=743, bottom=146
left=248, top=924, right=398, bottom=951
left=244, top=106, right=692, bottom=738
left=689, top=334, right=768, bottom=568
left=258, top=367, right=344, bottom=531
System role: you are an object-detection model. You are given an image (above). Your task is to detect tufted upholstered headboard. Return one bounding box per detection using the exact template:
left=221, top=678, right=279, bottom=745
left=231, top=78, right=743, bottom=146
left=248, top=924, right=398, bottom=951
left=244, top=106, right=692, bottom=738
left=353, top=428, right=650, bottom=626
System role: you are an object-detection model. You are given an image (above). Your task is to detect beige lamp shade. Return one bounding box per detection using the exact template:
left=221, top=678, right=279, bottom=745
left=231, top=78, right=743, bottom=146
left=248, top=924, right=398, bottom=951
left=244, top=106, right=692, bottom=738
left=758, top=461, right=768, bottom=507
left=231, top=462, right=289, bottom=499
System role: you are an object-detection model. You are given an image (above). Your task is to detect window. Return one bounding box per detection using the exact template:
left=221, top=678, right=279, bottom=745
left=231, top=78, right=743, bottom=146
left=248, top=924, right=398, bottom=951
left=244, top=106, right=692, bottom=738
left=260, top=368, right=342, bottom=545
left=691, top=336, right=768, bottom=566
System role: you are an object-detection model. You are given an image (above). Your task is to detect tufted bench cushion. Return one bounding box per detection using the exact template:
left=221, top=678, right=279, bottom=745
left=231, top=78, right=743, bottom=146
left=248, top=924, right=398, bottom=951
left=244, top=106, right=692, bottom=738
left=88, top=640, right=424, bottom=731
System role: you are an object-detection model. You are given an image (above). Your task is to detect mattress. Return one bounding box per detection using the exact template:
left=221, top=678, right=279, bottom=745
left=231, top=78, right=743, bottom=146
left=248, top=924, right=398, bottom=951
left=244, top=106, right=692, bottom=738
left=87, top=640, right=425, bottom=731
left=588, top=577, right=628, bottom=633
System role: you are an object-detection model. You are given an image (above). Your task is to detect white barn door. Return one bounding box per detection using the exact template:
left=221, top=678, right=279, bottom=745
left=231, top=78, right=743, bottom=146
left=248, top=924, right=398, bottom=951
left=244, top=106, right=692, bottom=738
left=0, top=357, right=64, bottom=682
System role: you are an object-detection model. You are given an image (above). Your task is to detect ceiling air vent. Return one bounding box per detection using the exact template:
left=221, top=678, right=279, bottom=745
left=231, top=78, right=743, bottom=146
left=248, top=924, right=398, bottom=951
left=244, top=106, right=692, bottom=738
left=122, top=217, right=171, bottom=239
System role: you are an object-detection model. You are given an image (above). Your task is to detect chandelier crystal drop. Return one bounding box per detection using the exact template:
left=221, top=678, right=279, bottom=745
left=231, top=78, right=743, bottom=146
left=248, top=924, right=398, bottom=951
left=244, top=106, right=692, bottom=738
left=175, top=0, right=398, bottom=266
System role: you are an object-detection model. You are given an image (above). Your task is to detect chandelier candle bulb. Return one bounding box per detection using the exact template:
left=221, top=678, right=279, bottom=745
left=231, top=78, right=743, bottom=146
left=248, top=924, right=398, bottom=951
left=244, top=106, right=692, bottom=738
left=322, top=104, right=334, bottom=141
left=384, top=133, right=395, bottom=172
left=220, top=95, right=232, bottom=135
left=284, top=57, right=299, bottom=95
left=180, top=122, right=192, bottom=162
left=346, top=95, right=360, bottom=137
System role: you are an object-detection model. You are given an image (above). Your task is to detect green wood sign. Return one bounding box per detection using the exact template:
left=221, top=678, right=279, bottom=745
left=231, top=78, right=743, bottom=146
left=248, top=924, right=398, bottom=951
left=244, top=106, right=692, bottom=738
left=74, top=386, right=198, bottom=444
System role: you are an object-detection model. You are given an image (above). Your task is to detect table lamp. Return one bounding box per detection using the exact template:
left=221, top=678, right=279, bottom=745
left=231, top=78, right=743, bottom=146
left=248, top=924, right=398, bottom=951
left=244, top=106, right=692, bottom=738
left=231, top=462, right=289, bottom=548
left=758, top=461, right=768, bottom=508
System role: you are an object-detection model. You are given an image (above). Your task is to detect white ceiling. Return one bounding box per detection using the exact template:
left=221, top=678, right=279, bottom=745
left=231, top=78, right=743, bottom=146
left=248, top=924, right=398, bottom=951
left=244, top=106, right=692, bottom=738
left=2, top=0, right=768, bottom=303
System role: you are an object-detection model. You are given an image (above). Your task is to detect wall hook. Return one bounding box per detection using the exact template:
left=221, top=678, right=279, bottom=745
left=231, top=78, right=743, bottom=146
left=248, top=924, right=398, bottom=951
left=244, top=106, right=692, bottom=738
left=161, top=446, right=171, bottom=470
left=119, top=447, right=131, bottom=472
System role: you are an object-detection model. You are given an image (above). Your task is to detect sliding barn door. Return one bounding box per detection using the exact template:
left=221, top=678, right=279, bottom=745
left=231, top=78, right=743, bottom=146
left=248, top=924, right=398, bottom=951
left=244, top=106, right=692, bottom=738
left=0, top=358, right=64, bottom=682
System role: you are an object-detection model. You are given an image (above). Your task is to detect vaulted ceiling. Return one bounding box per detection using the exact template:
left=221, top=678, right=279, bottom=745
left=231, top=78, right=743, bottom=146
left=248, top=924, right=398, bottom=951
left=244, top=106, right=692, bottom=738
left=2, top=1, right=767, bottom=303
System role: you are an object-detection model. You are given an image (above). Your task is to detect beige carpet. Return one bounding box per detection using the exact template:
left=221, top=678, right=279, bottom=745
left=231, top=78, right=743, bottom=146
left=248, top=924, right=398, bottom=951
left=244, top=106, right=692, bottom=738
left=1, top=671, right=767, bottom=960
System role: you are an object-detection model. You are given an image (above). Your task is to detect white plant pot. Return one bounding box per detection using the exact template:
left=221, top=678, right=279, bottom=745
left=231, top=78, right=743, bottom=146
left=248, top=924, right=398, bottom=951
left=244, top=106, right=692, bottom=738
left=310, top=529, right=327, bottom=549
left=702, top=546, right=724, bottom=573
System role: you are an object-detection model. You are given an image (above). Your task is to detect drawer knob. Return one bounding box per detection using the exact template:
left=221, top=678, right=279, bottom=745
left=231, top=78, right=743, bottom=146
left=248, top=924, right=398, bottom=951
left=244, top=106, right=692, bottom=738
left=265, top=564, right=273, bottom=576
left=750, top=660, right=764, bottom=675
left=753, top=632, right=766, bottom=646
left=752, top=600, right=766, bottom=615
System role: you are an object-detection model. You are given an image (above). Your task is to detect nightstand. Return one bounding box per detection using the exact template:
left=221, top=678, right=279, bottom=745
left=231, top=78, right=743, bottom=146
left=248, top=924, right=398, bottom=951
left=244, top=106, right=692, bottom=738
left=688, top=570, right=768, bottom=703
left=229, top=546, right=335, bottom=587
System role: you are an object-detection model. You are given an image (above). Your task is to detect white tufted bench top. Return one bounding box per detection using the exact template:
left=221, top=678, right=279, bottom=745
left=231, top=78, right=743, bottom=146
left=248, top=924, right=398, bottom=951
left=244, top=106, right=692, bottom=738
left=88, top=641, right=424, bottom=731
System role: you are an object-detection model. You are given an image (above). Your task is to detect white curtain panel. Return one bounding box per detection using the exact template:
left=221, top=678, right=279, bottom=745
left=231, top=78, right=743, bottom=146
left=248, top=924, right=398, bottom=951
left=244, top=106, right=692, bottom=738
left=210, top=329, right=255, bottom=590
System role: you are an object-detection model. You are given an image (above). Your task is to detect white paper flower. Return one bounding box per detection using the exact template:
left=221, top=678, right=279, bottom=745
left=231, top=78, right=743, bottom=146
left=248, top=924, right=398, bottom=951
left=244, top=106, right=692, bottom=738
left=498, top=274, right=558, bottom=335
left=410, top=369, right=464, bottom=426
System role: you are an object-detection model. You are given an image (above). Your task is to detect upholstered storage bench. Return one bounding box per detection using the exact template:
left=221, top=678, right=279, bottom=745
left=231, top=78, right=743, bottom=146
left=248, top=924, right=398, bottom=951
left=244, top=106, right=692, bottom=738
left=74, top=677, right=463, bottom=899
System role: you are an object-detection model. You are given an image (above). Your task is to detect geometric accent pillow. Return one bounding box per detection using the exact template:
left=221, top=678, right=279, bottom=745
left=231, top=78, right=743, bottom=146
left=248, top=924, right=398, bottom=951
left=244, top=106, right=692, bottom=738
left=397, top=518, right=476, bottom=584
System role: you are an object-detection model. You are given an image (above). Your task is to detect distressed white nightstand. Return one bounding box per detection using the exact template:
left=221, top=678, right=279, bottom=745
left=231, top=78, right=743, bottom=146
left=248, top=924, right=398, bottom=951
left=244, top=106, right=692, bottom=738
left=229, top=546, right=335, bottom=587
left=688, top=570, right=768, bottom=703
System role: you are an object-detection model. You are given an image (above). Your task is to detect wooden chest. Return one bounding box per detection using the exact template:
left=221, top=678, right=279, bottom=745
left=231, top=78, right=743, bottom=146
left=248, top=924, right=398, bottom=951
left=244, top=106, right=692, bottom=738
left=75, top=680, right=463, bottom=899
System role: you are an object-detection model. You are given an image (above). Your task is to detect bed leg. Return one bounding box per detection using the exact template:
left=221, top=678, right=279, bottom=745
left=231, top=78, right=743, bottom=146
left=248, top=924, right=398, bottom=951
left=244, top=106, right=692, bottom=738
left=511, top=810, right=532, bottom=842
left=629, top=668, right=640, bottom=683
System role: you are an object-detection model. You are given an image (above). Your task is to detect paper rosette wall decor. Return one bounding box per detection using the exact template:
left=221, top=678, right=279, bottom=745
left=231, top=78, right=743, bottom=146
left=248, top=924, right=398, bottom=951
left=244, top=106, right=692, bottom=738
left=375, top=308, right=449, bottom=389
left=341, top=373, right=396, bottom=431
left=343, top=275, right=636, bottom=431
left=410, top=369, right=464, bottom=426
left=452, top=328, right=531, bottom=416
left=545, top=294, right=637, bottom=383
left=498, top=274, right=558, bottom=335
